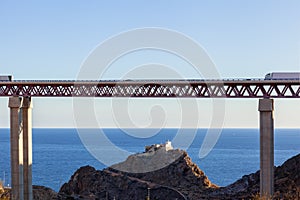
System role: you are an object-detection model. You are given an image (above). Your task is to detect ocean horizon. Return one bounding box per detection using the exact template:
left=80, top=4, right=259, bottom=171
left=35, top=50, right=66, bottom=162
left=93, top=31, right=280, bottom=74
left=0, top=128, right=299, bottom=192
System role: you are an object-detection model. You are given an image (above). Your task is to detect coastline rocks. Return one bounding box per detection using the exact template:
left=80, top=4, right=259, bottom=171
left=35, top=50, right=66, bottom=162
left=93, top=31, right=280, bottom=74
left=33, top=185, right=58, bottom=200
left=109, top=151, right=217, bottom=199
left=2, top=142, right=299, bottom=199
left=59, top=166, right=187, bottom=200
left=208, top=153, right=300, bottom=199
left=58, top=141, right=300, bottom=199
left=59, top=142, right=216, bottom=199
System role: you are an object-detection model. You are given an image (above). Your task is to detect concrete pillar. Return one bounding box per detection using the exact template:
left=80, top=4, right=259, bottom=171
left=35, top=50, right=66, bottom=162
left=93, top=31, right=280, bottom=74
left=22, top=97, right=33, bottom=200
left=9, top=97, right=24, bottom=200
left=258, top=98, right=274, bottom=197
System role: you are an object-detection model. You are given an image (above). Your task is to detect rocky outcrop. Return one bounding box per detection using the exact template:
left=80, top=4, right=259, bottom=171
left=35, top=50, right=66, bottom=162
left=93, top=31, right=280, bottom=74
left=110, top=151, right=217, bottom=199
left=58, top=141, right=300, bottom=200
left=2, top=142, right=299, bottom=199
left=273, top=153, right=300, bottom=199
left=59, top=166, right=187, bottom=200
left=207, top=153, right=300, bottom=199
left=59, top=141, right=216, bottom=199
left=33, top=185, right=58, bottom=200
left=110, top=141, right=184, bottom=173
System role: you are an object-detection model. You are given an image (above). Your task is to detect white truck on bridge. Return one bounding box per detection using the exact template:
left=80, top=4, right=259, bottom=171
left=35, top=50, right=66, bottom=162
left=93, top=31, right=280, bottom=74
left=0, top=75, right=13, bottom=81
left=265, top=72, right=300, bottom=80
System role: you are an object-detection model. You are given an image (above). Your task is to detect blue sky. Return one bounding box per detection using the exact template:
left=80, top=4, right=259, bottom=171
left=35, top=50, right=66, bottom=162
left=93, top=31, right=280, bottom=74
left=0, top=1, right=300, bottom=128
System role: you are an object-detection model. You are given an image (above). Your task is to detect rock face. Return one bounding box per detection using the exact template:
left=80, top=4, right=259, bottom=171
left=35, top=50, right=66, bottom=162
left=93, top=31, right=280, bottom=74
left=59, top=166, right=187, bottom=200
left=59, top=141, right=216, bottom=199
left=58, top=141, right=300, bottom=200
left=208, top=153, right=300, bottom=199
left=110, top=151, right=217, bottom=199
left=110, top=141, right=184, bottom=173
left=33, top=185, right=58, bottom=200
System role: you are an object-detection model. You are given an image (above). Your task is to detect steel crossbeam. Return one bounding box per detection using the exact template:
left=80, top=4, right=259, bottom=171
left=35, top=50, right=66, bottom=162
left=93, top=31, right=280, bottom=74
left=0, top=80, right=300, bottom=98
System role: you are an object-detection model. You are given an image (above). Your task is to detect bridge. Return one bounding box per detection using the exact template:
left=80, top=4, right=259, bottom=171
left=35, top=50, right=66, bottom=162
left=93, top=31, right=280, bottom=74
left=1, top=79, right=300, bottom=200
left=1, top=79, right=300, bottom=97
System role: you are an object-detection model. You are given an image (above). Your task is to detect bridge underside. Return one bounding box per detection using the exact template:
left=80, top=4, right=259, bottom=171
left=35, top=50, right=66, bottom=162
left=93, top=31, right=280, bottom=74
left=7, top=96, right=274, bottom=199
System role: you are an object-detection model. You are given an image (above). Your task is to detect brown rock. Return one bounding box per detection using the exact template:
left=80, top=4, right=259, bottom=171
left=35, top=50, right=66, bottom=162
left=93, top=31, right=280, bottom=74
left=59, top=143, right=215, bottom=199
left=33, top=185, right=58, bottom=200
left=59, top=165, right=187, bottom=200
left=208, top=153, right=300, bottom=199
left=111, top=150, right=217, bottom=199
left=58, top=142, right=300, bottom=200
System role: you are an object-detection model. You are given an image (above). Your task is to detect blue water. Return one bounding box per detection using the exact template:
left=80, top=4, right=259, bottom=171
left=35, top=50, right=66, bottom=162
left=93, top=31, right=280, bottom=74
left=0, top=128, right=299, bottom=191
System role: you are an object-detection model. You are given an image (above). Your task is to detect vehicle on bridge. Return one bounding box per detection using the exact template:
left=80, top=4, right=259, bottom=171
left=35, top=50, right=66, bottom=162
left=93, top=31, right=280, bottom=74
left=265, top=72, right=300, bottom=80
left=0, top=75, right=13, bottom=81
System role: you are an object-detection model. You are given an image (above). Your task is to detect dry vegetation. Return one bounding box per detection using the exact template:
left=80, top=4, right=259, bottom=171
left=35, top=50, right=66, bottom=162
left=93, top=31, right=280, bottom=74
left=251, top=191, right=300, bottom=200
left=0, top=181, right=9, bottom=200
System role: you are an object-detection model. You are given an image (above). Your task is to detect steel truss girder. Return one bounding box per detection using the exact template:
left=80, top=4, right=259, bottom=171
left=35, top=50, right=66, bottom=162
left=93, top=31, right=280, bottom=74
left=1, top=80, right=300, bottom=98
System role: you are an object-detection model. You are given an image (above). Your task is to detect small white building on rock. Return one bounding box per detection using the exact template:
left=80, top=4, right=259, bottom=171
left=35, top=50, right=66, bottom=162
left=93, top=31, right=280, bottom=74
left=145, top=140, right=173, bottom=153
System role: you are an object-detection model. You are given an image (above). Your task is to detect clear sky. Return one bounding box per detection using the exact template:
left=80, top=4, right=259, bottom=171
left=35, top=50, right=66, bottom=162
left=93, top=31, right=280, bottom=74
left=0, top=1, right=300, bottom=128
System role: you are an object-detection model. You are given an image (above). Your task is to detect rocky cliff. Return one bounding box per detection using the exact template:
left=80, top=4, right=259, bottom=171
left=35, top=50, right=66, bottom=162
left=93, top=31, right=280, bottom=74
left=58, top=142, right=300, bottom=200
left=59, top=142, right=216, bottom=199
left=33, top=185, right=58, bottom=200
left=59, top=166, right=187, bottom=200
left=207, top=153, right=300, bottom=199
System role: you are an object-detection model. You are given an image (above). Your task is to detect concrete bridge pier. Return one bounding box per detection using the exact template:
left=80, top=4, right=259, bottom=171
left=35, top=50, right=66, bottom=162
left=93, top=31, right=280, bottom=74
left=258, top=98, right=274, bottom=198
left=8, top=96, right=33, bottom=200
left=9, top=97, right=24, bottom=200
left=22, top=97, right=33, bottom=200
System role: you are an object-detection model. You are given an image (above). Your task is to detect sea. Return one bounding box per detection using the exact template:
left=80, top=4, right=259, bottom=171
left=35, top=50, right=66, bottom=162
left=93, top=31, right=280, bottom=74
left=0, top=128, right=299, bottom=192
